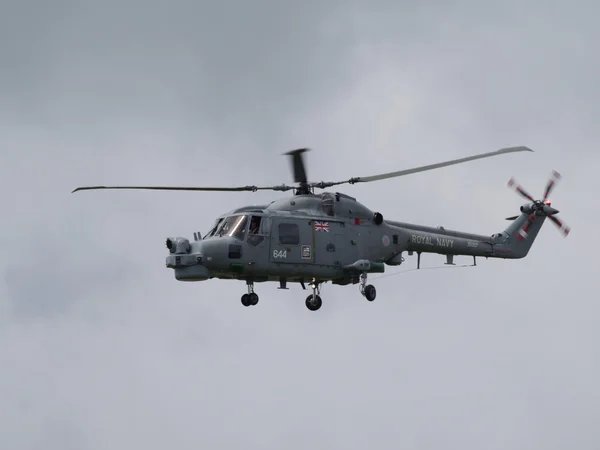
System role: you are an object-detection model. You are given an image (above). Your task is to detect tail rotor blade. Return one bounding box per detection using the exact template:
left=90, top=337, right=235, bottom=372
left=542, top=170, right=561, bottom=202
left=548, top=215, right=571, bottom=237
left=507, top=177, right=535, bottom=202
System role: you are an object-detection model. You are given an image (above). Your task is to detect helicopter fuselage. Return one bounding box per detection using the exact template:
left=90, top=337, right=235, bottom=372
left=166, top=192, right=395, bottom=285
left=164, top=191, right=531, bottom=287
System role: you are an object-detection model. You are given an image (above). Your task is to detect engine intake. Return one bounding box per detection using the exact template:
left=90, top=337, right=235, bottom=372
left=373, top=212, right=383, bottom=225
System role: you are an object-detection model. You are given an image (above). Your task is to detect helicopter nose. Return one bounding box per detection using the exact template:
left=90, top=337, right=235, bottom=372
left=165, top=238, right=211, bottom=281
left=173, top=264, right=211, bottom=281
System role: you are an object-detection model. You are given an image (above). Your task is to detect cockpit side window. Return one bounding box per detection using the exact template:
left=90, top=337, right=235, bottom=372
left=247, top=215, right=265, bottom=246
left=249, top=216, right=261, bottom=234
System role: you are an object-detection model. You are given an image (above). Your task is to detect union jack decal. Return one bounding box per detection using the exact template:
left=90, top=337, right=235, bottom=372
left=314, top=221, right=329, bottom=232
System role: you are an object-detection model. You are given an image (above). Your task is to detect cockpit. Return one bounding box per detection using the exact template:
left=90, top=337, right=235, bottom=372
left=203, top=214, right=269, bottom=246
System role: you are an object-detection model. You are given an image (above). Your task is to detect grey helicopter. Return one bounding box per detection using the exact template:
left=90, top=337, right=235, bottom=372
left=72, top=146, right=570, bottom=311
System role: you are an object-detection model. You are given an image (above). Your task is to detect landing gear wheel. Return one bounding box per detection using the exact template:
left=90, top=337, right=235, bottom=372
left=248, top=292, right=259, bottom=305
left=364, top=284, right=376, bottom=301
left=242, top=281, right=258, bottom=307
left=241, top=294, right=250, bottom=307
left=305, top=294, right=322, bottom=311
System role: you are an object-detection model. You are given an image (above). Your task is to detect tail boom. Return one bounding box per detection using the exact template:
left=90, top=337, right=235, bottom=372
left=386, top=170, right=568, bottom=264
left=388, top=212, right=545, bottom=261
left=391, top=222, right=497, bottom=259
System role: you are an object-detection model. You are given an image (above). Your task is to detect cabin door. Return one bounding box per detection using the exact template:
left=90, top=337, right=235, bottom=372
left=269, top=217, right=314, bottom=264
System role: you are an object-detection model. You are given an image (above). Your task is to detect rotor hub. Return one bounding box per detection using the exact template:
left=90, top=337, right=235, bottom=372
left=532, top=200, right=545, bottom=213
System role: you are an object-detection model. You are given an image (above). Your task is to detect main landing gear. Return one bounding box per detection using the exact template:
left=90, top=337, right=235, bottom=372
left=241, top=275, right=376, bottom=311
left=241, top=281, right=259, bottom=307
left=359, top=272, right=376, bottom=302
left=305, top=279, right=322, bottom=311
left=304, top=273, right=376, bottom=312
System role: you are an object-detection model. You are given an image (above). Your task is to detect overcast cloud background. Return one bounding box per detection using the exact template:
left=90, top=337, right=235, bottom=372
left=1, top=1, right=599, bottom=449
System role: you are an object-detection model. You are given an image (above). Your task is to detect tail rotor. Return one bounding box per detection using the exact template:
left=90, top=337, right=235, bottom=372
left=506, top=171, right=571, bottom=239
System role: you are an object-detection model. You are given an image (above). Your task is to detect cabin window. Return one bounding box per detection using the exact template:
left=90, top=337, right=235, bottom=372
left=278, top=223, right=299, bottom=245
left=393, top=235, right=398, bottom=244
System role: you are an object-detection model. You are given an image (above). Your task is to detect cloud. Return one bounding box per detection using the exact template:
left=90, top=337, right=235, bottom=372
left=1, top=1, right=599, bottom=449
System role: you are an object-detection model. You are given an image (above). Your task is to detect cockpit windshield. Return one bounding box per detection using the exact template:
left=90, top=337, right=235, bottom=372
left=215, top=215, right=249, bottom=240
left=204, top=218, right=223, bottom=239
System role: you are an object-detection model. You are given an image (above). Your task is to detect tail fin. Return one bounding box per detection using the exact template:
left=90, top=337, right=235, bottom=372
left=497, top=170, right=570, bottom=258
left=501, top=213, right=547, bottom=258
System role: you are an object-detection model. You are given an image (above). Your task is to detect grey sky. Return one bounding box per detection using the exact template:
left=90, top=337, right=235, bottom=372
left=1, top=1, right=599, bottom=449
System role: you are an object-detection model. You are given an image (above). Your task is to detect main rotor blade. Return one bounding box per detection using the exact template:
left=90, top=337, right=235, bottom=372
left=315, top=146, right=533, bottom=187
left=284, top=148, right=309, bottom=186
left=71, top=184, right=294, bottom=193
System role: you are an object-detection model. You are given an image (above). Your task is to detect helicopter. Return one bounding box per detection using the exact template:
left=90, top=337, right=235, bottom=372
left=72, top=146, right=570, bottom=311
